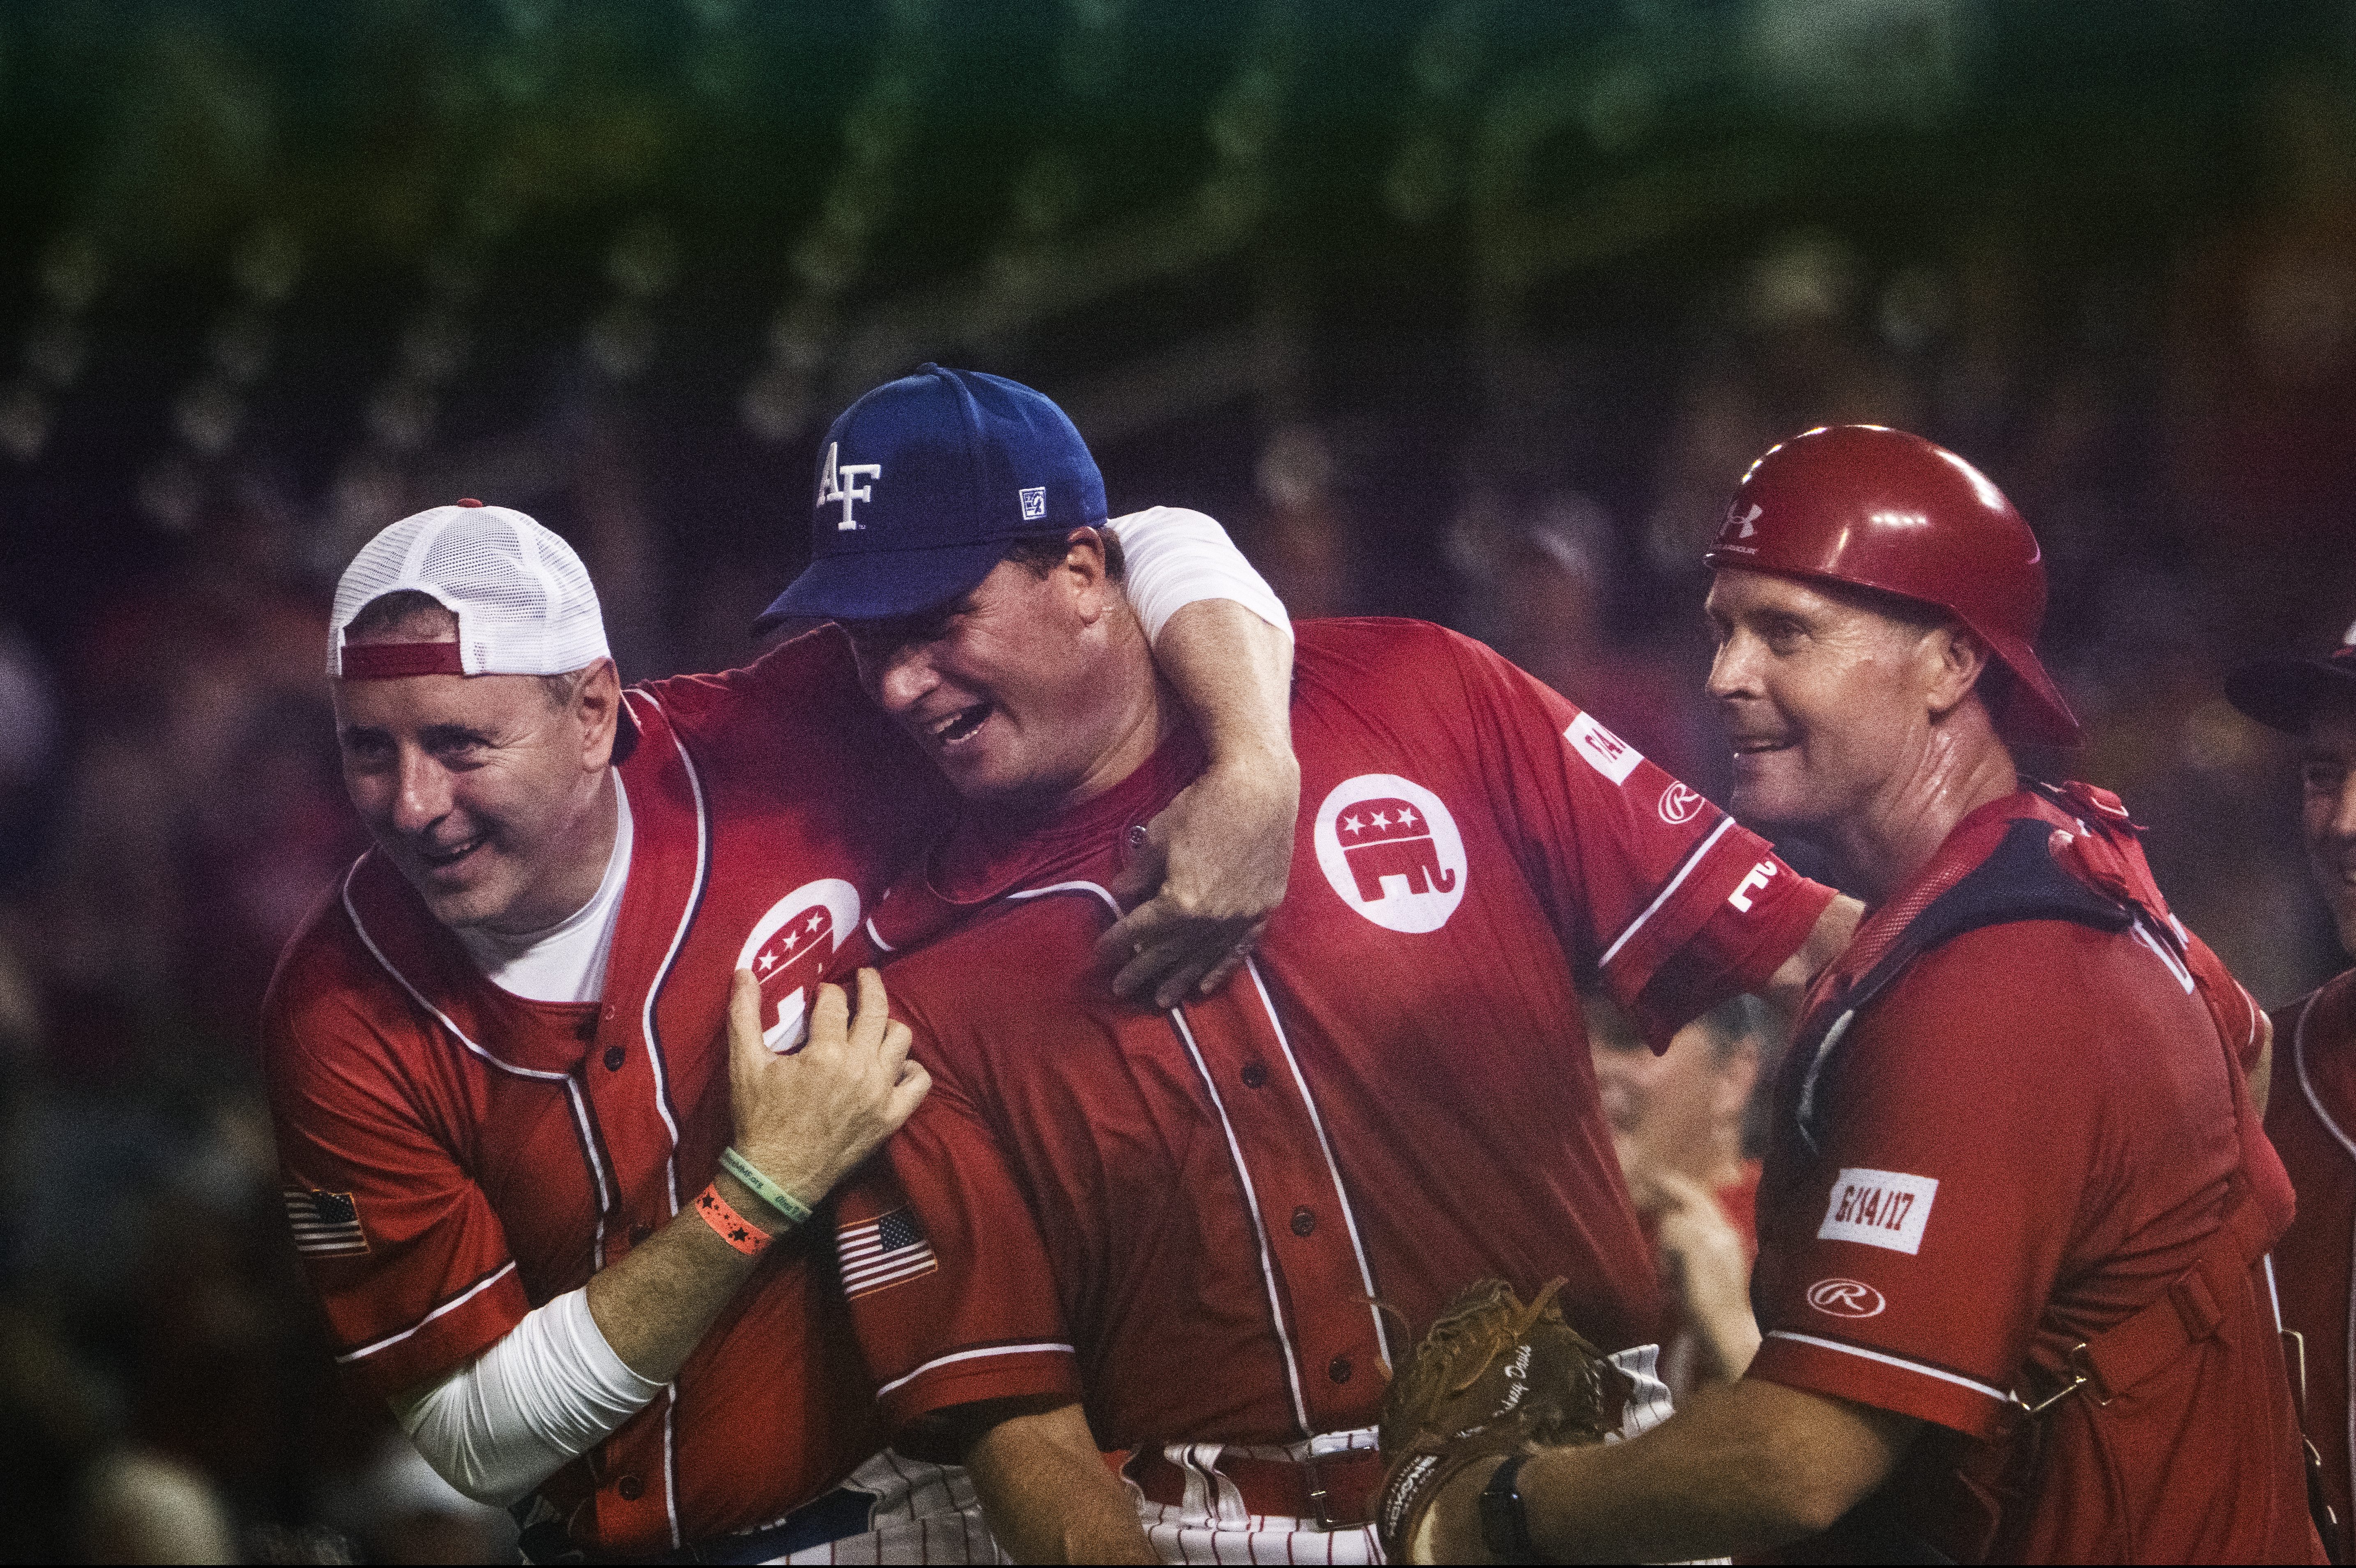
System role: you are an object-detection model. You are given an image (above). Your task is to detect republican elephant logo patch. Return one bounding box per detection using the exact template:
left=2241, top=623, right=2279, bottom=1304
left=1313, top=774, right=1469, bottom=934
left=735, top=878, right=863, bottom=1052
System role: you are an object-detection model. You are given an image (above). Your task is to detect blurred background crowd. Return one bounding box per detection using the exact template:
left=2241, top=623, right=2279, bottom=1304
left=2, top=0, right=2353, bottom=1559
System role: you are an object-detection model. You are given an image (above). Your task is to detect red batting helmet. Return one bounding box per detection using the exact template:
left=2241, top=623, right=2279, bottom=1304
left=1703, top=424, right=2081, bottom=748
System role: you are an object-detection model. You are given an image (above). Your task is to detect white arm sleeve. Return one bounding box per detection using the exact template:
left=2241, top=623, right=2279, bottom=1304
left=1105, top=506, right=1293, bottom=645
left=388, top=1287, right=665, bottom=1508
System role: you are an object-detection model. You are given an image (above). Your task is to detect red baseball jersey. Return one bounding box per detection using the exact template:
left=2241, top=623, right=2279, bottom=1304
left=262, top=629, right=945, bottom=1555
left=840, top=618, right=1833, bottom=1451
left=2268, top=971, right=2356, bottom=1564
left=1747, top=787, right=2317, bottom=1563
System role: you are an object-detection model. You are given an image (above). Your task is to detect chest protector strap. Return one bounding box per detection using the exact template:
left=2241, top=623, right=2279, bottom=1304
left=1795, top=784, right=2290, bottom=1563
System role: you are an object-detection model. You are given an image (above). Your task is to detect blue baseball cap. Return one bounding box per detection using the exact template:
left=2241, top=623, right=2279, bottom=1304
left=758, top=364, right=1109, bottom=626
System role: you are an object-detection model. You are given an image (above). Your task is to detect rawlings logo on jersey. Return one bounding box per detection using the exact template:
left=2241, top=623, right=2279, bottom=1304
left=1313, top=774, right=1469, bottom=934
left=1817, top=1167, right=1938, bottom=1255
left=735, top=879, right=863, bottom=1052
left=1658, top=781, right=1705, bottom=825
left=1806, top=1278, right=1886, bottom=1318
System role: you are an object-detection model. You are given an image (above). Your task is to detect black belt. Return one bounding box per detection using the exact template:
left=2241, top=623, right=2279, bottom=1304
left=518, top=1483, right=879, bottom=1565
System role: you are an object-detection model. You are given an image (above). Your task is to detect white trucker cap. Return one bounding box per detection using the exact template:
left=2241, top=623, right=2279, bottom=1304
left=329, top=500, right=610, bottom=680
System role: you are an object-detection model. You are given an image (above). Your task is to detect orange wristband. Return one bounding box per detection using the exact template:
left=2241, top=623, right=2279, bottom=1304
left=693, top=1182, right=771, bottom=1256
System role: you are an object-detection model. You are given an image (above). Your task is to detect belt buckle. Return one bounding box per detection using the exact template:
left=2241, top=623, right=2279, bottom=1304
left=2013, top=1341, right=2101, bottom=1416
left=1304, top=1454, right=1332, bottom=1529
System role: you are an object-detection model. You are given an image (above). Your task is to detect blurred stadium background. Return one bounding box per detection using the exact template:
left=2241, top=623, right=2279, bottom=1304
left=1, top=0, right=2352, bottom=1559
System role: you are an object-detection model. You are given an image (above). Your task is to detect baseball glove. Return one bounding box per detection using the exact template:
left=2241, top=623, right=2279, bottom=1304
left=1373, top=1277, right=1629, bottom=1563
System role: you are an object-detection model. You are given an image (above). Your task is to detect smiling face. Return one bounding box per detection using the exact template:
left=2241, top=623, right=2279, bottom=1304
left=845, top=534, right=1156, bottom=815
left=1702, top=567, right=1958, bottom=836
left=332, top=645, right=618, bottom=935
left=2302, top=700, right=2356, bottom=956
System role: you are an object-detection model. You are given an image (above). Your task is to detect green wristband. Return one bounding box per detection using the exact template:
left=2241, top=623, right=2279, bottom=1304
left=719, top=1147, right=813, bottom=1228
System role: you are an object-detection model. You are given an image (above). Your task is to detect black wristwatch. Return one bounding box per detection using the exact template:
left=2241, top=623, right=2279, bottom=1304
left=1478, top=1451, right=1542, bottom=1564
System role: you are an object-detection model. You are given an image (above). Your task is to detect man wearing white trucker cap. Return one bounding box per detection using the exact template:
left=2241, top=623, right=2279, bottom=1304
left=263, top=487, right=1299, bottom=1563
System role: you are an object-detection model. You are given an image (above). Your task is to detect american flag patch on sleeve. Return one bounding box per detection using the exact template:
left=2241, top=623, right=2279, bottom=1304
left=836, top=1207, right=937, bottom=1298
left=283, top=1188, right=369, bottom=1256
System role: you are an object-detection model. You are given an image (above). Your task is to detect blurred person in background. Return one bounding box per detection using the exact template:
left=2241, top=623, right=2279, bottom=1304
left=1249, top=424, right=1360, bottom=622
left=1642, top=230, right=1922, bottom=578
left=2224, top=624, right=2356, bottom=1563
left=1589, top=994, right=1772, bottom=1399
left=266, top=476, right=1297, bottom=1563
left=74, top=1447, right=240, bottom=1566
left=2169, top=64, right=2356, bottom=650
left=1451, top=485, right=1715, bottom=785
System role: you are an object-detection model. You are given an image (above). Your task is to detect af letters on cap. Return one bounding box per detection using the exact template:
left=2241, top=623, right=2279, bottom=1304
left=1817, top=1167, right=1938, bottom=1255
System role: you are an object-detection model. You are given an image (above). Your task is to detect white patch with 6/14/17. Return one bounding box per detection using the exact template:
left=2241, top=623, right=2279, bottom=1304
left=1818, top=1167, right=1937, bottom=1255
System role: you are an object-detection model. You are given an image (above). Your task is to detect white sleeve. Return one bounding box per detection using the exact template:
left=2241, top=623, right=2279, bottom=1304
left=388, top=1287, right=665, bottom=1508
left=1105, top=506, right=1292, bottom=645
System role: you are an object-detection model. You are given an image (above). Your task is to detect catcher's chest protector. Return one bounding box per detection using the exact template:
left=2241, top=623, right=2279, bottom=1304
left=1780, top=785, right=2299, bottom=1564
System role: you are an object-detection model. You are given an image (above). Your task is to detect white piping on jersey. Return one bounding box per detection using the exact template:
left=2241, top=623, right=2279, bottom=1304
left=875, top=1341, right=1077, bottom=1400
left=1763, top=1330, right=2009, bottom=1404
left=864, top=918, right=895, bottom=953
left=1597, top=816, right=1736, bottom=972
left=2294, top=988, right=2356, bottom=1163
left=994, top=879, right=1326, bottom=1434
left=336, top=1260, right=519, bottom=1363
left=1006, top=880, right=1124, bottom=917
left=660, top=1387, right=682, bottom=1550
left=2289, top=983, right=2356, bottom=1491
left=2265, top=1253, right=2285, bottom=1333
left=622, top=688, right=699, bottom=1216
left=342, top=863, right=620, bottom=1253
left=1243, top=956, right=1394, bottom=1373
left=1169, top=1004, right=1316, bottom=1438
left=1794, top=1009, right=1856, bottom=1150
left=626, top=689, right=714, bottom=1555
left=2129, top=918, right=2196, bottom=994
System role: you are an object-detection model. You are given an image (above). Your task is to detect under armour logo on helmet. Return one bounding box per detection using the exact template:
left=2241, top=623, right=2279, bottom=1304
left=1724, top=502, right=1762, bottom=539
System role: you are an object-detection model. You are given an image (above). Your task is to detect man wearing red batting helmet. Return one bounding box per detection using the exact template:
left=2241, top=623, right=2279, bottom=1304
left=2227, top=628, right=2356, bottom=1563
left=264, top=472, right=1299, bottom=1562
left=1391, top=425, right=2319, bottom=1563
left=789, top=370, right=1861, bottom=1564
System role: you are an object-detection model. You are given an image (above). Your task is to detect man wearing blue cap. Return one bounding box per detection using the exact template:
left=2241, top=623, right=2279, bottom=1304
left=793, top=365, right=1856, bottom=1562
left=764, top=363, right=1300, bottom=1004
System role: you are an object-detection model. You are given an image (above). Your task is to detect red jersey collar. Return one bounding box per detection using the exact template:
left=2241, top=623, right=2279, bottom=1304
left=869, top=725, right=1206, bottom=950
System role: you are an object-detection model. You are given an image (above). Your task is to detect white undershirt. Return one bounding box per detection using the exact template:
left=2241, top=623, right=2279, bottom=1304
left=1110, top=505, right=1293, bottom=645
left=452, top=776, right=633, bottom=1004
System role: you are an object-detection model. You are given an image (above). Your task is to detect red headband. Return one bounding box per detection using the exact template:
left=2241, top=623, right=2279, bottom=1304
left=339, top=641, right=466, bottom=680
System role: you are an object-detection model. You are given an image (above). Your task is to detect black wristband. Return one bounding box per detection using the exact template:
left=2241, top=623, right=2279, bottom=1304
left=1478, top=1451, right=1541, bottom=1564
